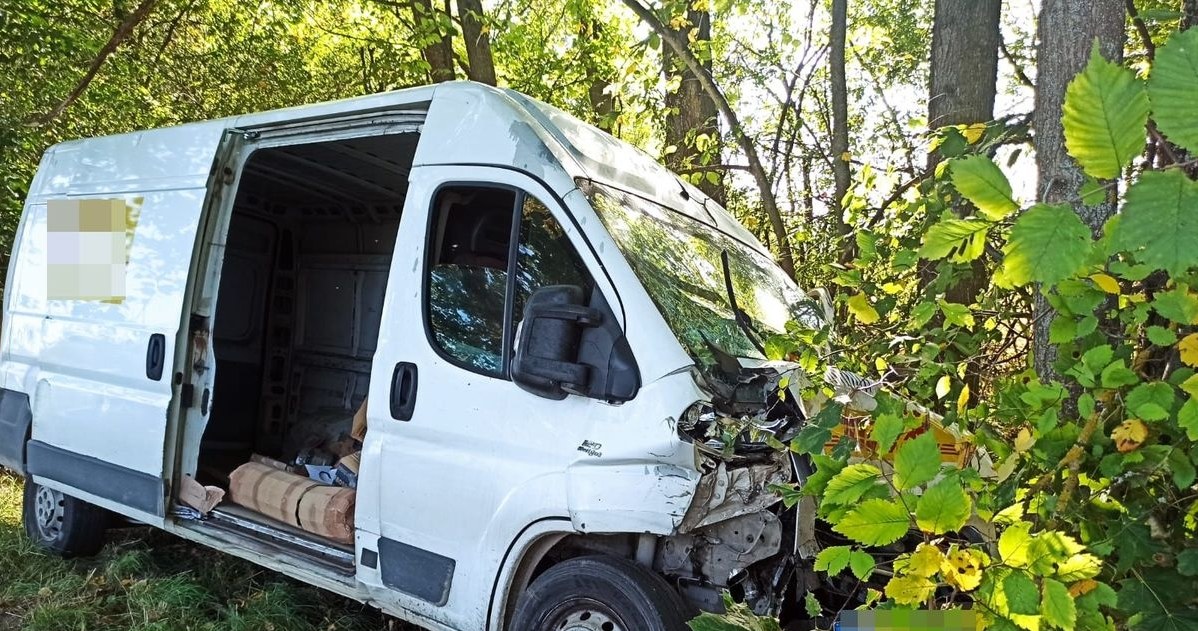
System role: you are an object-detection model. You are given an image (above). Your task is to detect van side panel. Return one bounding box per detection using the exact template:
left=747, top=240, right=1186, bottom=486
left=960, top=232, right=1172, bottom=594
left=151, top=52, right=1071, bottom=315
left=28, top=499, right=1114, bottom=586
left=1, top=123, right=227, bottom=519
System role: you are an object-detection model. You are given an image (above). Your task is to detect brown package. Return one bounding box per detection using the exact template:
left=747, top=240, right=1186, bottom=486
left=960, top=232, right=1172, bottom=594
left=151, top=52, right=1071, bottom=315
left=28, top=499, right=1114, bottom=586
left=297, top=484, right=356, bottom=544
left=350, top=398, right=368, bottom=442
left=229, top=462, right=320, bottom=528
left=178, top=476, right=225, bottom=514
left=338, top=452, right=361, bottom=474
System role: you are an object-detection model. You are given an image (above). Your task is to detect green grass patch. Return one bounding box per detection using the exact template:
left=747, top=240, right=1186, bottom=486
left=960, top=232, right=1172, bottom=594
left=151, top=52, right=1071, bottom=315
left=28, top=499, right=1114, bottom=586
left=0, top=472, right=402, bottom=630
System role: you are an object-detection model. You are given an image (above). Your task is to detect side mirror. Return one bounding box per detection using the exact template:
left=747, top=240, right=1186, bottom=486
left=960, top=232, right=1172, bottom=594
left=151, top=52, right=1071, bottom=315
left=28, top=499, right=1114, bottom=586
left=512, top=285, right=641, bottom=402
left=512, top=285, right=599, bottom=400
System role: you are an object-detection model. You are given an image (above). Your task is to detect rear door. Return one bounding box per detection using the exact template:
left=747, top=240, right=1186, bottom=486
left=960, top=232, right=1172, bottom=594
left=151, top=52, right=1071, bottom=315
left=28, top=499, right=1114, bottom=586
left=18, top=123, right=235, bottom=524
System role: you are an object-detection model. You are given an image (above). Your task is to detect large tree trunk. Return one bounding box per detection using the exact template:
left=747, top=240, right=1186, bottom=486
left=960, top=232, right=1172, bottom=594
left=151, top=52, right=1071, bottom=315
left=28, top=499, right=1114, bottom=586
left=928, top=0, right=1001, bottom=148
left=621, top=0, right=796, bottom=279
left=662, top=7, right=725, bottom=205
left=457, top=0, right=496, bottom=85
left=1032, top=0, right=1126, bottom=379
left=409, top=0, right=455, bottom=83
left=829, top=0, right=852, bottom=261
left=926, top=0, right=1002, bottom=306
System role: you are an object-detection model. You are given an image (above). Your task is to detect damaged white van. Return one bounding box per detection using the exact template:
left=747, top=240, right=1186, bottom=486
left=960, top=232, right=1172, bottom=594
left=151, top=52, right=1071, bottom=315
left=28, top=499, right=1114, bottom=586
left=2, top=82, right=915, bottom=630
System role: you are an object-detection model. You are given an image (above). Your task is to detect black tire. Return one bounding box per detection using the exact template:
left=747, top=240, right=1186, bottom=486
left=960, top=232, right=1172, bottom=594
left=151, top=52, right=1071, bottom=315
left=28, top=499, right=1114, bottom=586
left=510, top=555, right=692, bottom=631
left=22, top=477, right=108, bottom=558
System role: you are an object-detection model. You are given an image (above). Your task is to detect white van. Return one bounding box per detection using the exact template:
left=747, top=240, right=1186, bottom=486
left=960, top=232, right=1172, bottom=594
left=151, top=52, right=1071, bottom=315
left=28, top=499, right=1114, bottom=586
left=0, top=81, right=836, bottom=631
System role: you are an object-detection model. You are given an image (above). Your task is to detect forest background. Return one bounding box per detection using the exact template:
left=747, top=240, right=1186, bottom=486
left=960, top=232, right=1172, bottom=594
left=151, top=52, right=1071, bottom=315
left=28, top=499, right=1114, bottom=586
left=3, top=0, right=1198, bottom=629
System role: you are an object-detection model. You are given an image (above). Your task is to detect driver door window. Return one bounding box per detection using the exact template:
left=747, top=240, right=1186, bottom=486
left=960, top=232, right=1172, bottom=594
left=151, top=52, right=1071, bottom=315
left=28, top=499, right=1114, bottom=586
left=424, top=186, right=594, bottom=378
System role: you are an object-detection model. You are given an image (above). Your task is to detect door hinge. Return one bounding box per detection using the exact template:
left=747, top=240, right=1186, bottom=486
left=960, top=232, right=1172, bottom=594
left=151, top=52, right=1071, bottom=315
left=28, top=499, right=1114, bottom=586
left=180, top=383, right=195, bottom=409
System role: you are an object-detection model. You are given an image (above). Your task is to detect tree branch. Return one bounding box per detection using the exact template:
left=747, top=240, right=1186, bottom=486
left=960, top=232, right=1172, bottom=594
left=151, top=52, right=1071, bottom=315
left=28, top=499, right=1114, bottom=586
left=28, top=0, right=160, bottom=126
left=619, top=0, right=797, bottom=279
left=1126, top=0, right=1156, bottom=59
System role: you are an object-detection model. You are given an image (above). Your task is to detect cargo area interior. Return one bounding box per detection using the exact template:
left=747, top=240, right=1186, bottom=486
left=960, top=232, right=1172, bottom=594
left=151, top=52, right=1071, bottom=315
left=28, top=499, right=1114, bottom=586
left=186, top=132, right=419, bottom=559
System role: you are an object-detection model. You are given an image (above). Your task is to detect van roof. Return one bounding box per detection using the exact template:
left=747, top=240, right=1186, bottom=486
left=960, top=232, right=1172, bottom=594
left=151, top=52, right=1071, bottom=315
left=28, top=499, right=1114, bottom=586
left=35, top=81, right=768, bottom=257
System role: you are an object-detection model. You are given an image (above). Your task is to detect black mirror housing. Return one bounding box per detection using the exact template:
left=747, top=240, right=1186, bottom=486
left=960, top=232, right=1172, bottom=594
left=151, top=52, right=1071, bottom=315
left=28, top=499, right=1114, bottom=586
left=512, top=285, right=639, bottom=402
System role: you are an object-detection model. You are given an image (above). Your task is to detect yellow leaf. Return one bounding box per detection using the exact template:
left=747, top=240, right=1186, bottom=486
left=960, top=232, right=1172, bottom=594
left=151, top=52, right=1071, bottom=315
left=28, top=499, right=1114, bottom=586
left=875, top=356, right=888, bottom=372
left=847, top=293, right=881, bottom=324
left=840, top=151, right=852, bottom=162
left=1069, top=579, right=1100, bottom=597
left=957, top=383, right=971, bottom=414
left=940, top=547, right=986, bottom=592
left=1014, top=427, right=1034, bottom=453
left=1112, top=419, right=1148, bottom=453
left=963, top=123, right=987, bottom=144
left=885, top=574, right=936, bottom=605
left=906, top=543, right=943, bottom=578
left=936, top=375, right=952, bottom=399
left=1090, top=273, right=1121, bottom=294
left=1180, top=333, right=1198, bottom=368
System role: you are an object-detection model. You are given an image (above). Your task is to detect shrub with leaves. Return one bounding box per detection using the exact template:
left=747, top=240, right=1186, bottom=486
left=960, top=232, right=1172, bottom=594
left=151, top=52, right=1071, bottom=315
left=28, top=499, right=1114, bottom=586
left=696, top=28, right=1198, bottom=631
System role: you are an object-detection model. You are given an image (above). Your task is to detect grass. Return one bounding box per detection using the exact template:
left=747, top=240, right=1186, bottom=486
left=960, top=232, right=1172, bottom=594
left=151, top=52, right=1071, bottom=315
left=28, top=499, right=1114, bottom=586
left=0, top=471, right=411, bottom=631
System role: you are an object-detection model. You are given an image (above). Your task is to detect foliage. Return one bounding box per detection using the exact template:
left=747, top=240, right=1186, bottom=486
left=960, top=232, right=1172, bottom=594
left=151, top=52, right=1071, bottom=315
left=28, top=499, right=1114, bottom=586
left=700, top=25, right=1198, bottom=631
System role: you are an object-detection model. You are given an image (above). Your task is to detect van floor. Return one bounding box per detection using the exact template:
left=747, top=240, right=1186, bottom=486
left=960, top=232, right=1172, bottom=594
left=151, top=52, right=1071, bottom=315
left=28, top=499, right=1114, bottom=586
left=197, top=504, right=356, bottom=575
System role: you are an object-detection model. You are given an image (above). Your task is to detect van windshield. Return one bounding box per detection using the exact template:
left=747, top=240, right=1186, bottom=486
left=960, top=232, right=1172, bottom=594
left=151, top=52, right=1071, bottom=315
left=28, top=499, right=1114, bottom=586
left=584, top=181, right=821, bottom=364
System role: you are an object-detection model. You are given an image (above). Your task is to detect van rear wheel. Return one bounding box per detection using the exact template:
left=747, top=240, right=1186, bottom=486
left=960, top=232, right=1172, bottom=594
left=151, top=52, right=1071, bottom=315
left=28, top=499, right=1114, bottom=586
left=22, top=478, right=108, bottom=558
left=510, top=555, right=691, bottom=631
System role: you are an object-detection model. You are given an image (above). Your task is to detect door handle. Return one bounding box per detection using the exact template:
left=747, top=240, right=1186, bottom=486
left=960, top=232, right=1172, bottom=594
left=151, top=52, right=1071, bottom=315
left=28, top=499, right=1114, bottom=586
left=390, top=362, right=418, bottom=421
left=146, top=334, right=166, bottom=381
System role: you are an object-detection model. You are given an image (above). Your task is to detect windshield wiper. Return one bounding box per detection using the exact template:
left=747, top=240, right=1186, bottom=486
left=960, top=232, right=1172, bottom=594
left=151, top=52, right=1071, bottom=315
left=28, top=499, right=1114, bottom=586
left=720, top=249, right=767, bottom=356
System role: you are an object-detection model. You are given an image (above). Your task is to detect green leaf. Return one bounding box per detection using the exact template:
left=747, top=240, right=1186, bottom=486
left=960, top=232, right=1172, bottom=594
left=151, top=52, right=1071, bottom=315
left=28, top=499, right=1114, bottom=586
left=1168, top=448, right=1196, bottom=489
left=823, top=464, right=884, bottom=507
left=911, top=301, right=938, bottom=327
left=1149, top=28, right=1198, bottom=153
left=1179, top=399, right=1198, bottom=441
left=1148, top=326, right=1179, bottom=346
left=849, top=550, right=876, bottom=580
left=1116, top=171, right=1198, bottom=276
left=1101, top=360, right=1140, bottom=388
left=1003, top=571, right=1041, bottom=615
left=1178, top=549, right=1198, bottom=577
left=1153, top=285, right=1198, bottom=325
left=1002, top=204, right=1092, bottom=287
left=832, top=498, right=912, bottom=546
left=919, top=218, right=991, bottom=262
left=893, top=432, right=941, bottom=491
left=950, top=155, right=1019, bottom=220
left=814, top=545, right=852, bottom=577
left=914, top=477, right=972, bottom=534
left=870, top=413, right=904, bottom=455
left=1127, top=382, right=1176, bottom=421
left=847, top=293, right=880, bottom=324
left=939, top=300, right=975, bottom=329
left=1062, top=44, right=1149, bottom=179
left=1042, top=578, right=1077, bottom=630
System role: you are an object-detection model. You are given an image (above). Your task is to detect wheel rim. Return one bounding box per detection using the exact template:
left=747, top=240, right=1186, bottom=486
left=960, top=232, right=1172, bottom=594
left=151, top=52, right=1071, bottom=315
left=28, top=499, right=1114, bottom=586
left=544, top=598, right=626, bottom=631
left=33, top=485, right=65, bottom=542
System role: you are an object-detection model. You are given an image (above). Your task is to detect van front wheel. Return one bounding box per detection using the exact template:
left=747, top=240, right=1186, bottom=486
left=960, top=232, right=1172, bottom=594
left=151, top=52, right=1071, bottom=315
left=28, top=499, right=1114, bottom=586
left=22, top=478, right=107, bottom=558
left=510, top=555, right=691, bottom=631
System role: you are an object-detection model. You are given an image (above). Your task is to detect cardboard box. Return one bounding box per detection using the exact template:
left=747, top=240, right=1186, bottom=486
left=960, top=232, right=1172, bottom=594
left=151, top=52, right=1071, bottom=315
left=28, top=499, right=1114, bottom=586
left=178, top=475, right=225, bottom=514
left=228, top=461, right=357, bottom=544
left=229, top=462, right=320, bottom=528
left=334, top=452, right=360, bottom=488
left=297, top=484, right=356, bottom=544
left=350, top=398, right=368, bottom=442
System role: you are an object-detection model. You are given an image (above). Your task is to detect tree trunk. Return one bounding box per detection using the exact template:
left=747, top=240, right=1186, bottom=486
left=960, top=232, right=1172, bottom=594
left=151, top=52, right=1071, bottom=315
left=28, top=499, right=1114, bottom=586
left=410, top=0, right=455, bottom=83
left=928, top=0, right=1001, bottom=147
left=829, top=0, right=852, bottom=261
left=458, top=0, right=496, bottom=85
left=662, top=7, right=725, bottom=205
left=926, top=0, right=1002, bottom=307
left=1031, top=0, right=1126, bottom=379
left=584, top=19, right=616, bottom=132
left=621, top=0, right=796, bottom=279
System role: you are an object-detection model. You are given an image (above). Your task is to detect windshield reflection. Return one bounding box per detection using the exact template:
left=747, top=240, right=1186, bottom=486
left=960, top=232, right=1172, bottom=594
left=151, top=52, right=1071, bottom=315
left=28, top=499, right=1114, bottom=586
left=584, top=181, right=820, bottom=364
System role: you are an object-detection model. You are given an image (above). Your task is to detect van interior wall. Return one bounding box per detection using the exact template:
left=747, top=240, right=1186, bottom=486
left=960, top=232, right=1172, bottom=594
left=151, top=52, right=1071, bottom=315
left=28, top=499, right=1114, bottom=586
left=199, top=133, right=417, bottom=482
